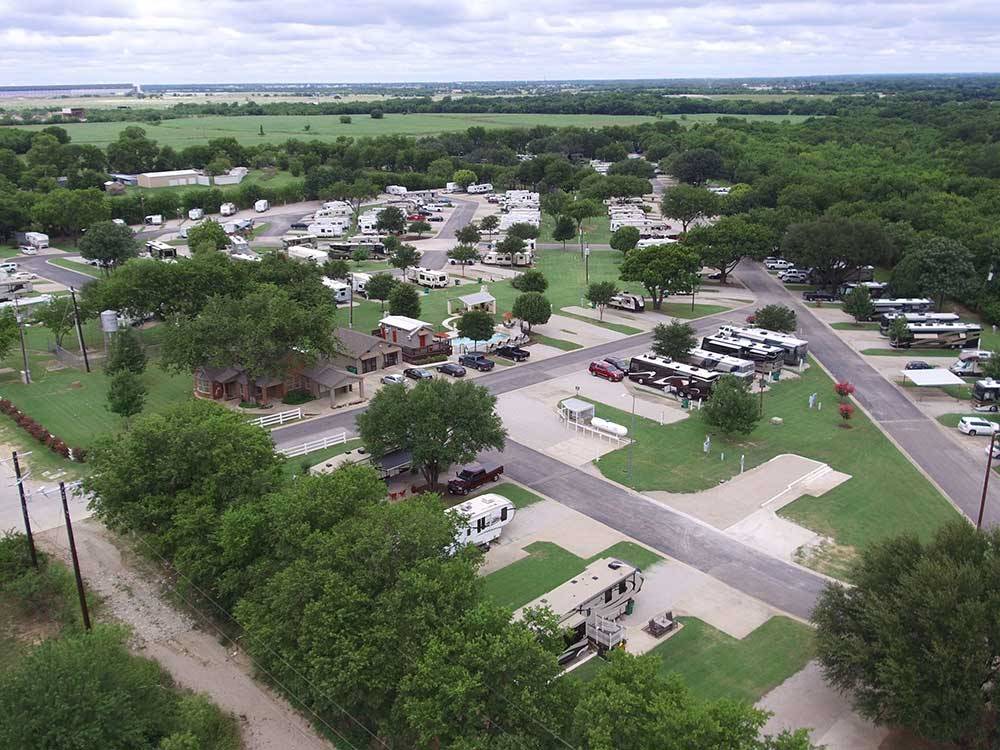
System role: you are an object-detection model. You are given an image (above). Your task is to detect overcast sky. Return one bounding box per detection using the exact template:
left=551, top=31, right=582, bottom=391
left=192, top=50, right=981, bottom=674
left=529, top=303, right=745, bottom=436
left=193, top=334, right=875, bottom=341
left=2, top=0, right=998, bottom=84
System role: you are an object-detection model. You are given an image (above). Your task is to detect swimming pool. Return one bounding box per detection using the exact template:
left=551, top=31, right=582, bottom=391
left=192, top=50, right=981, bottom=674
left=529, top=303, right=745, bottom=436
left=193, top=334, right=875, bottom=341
left=450, top=332, right=511, bottom=351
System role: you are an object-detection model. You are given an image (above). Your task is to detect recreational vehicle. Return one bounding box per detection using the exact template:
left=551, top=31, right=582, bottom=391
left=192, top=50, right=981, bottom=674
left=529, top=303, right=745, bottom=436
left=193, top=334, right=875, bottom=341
left=351, top=272, right=372, bottom=297
left=308, top=223, right=348, bottom=238
left=407, top=267, right=449, bottom=288
left=717, top=325, right=808, bottom=366
left=144, top=240, right=177, bottom=261
left=447, top=493, right=516, bottom=552
left=950, top=350, right=994, bottom=377
left=701, top=335, right=783, bottom=373
left=891, top=322, right=982, bottom=350
left=321, top=201, right=352, bottom=216
left=386, top=185, right=408, bottom=196
left=188, top=208, right=204, bottom=221
left=869, top=298, right=934, bottom=320
left=143, top=214, right=163, bottom=226
left=973, top=379, right=1000, bottom=411
left=636, top=238, right=678, bottom=249
left=281, top=235, right=317, bottom=250
left=879, top=312, right=961, bottom=334
left=607, top=293, right=644, bottom=312
left=839, top=281, right=888, bottom=299
left=685, top=347, right=755, bottom=380
left=220, top=202, right=237, bottom=217
left=627, top=353, right=720, bottom=399
left=481, top=250, right=534, bottom=267
left=286, top=246, right=329, bottom=265
left=321, top=277, right=351, bottom=304
left=254, top=199, right=269, bottom=213
left=466, top=182, right=494, bottom=194
left=228, top=236, right=250, bottom=253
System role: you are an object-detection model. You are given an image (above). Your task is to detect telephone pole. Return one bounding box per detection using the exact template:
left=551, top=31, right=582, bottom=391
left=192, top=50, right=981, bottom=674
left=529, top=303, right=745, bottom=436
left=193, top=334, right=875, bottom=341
left=69, top=287, right=90, bottom=373
left=59, top=482, right=91, bottom=630
left=11, top=451, right=37, bottom=568
left=12, top=294, right=29, bottom=384
left=978, top=431, right=997, bottom=529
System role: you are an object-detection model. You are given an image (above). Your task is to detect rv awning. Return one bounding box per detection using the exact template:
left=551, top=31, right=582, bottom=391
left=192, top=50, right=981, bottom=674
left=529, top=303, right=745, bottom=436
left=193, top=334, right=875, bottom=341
left=900, top=369, right=966, bottom=387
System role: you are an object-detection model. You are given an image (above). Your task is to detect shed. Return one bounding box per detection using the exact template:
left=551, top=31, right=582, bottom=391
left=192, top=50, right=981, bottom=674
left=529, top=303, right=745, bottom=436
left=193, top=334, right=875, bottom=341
left=900, top=369, right=966, bottom=387
left=447, top=286, right=497, bottom=315
left=560, top=398, right=595, bottom=424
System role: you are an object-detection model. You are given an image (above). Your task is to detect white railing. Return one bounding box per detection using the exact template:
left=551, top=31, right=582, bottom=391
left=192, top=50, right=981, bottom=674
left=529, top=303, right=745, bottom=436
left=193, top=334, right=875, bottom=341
left=557, top=406, right=630, bottom=446
left=279, top=431, right=348, bottom=458
left=247, top=407, right=303, bottom=428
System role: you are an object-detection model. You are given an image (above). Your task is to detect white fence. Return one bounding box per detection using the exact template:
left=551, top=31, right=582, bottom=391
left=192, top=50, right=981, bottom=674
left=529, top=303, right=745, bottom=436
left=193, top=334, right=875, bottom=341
left=247, top=407, right=303, bottom=429
left=279, top=431, right=348, bottom=458
left=557, top=405, right=630, bottom=446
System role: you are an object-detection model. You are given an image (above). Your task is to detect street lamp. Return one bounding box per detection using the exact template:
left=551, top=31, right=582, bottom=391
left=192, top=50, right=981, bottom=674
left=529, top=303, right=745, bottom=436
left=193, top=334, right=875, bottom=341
left=978, top=430, right=997, bottom=529
left=584, top=245, right=590, bottom=285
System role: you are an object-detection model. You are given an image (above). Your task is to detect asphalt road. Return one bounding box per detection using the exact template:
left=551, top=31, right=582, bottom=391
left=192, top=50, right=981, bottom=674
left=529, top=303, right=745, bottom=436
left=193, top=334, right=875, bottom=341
left=739, top=261, right=1000, bottom=526
left=417, top=198, right=478, bottom=271
left=17, top=254, right=97, bottom=288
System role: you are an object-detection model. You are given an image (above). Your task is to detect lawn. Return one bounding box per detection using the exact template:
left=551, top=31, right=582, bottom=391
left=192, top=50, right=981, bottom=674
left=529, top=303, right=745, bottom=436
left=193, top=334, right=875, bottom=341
left=935, top=413, right=1000, bottom=428
left=540, top=213, right=613, bottom=245
left=281, top=438, right=364, bottom=480
left=587, top=361, right=958, bottom=572
left=8, top=113, right=812, bottom=148
left=571, top=616, right=816, bottom=704
left=557, top=311, right=642, bottom=336
left=0, top=246, right=22, bottom=259
left=861, top=348, right=954, bottom=358
left=47, top=258, right=99, bottom=278
left=831, top=322, right=879, bottom=331
left=483, top=541, right=662, bottom=611
left=530, top=333, right=581, bottom=351
left=473, top=482, right=544, bottom=509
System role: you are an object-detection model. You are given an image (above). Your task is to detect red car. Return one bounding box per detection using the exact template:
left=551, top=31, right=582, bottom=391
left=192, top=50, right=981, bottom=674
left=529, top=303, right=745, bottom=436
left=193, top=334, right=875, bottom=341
left=589, top=361, right=624, bottom=382
left=406, top=213, right=425, bottom=222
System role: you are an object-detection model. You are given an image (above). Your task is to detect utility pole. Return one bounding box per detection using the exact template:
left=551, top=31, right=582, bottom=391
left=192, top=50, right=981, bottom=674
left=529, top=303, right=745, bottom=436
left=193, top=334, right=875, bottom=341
left=584, top=245, right=590, bottom=285
left=11, top=451, right=37, bottom=568
left=69, top=287, right=90, bottom=373
left=623, top=393, right=636, bottom=484
left=978, top=430, right=997, bottom=529
left=59, top=482, right=91, bottom=630
left=12, top=295, right=29, bottom=384
left=758, top=375, right=767, bottom=417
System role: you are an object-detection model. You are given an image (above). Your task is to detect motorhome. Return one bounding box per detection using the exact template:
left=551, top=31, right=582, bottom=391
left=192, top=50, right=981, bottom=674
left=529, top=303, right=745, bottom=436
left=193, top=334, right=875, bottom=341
left=466, top=182, right=493, bottom=194
left=685, top=347, right=755, bottom=380
left=879, top=312, right=961, bottom=333
left=717, top=325, right=809, bottom=366
left=407, top=267, right=449, bottom=288
left=701, top=335, right=783, bottom=373
left=892, top=322, right=982, bottom=350
left=220, top=202, right=237, bottom=217
left=950, top=350, right=994, bottom=377
left=607, top=293, right=644, bottom=313
left=514, top=557, right=644, bottom=658
left=143, top=214, right=163, bottom=226
left=973, top=379, right=1000, bottom=411
left=351, top=272, right=372, bottom=297
left=187, top=208, right=204, bottom=221
left=308, top=222, right=348, bottom=238
left=286, top=246, right=329, bottom=265
left=144, top=240, right=177, bottom=261
left=839, top=281, right=888, bottom=299
left=321, top=277, right=351, bottom=304
left=627, top=353, right=720, bottom=399
left=281, top=234, right=317, bottom=250
left=869, top=298, right=934, bottom=320
left=447, top=493, right=516, bottom=552
left=321, top=200, right=352, bottom=216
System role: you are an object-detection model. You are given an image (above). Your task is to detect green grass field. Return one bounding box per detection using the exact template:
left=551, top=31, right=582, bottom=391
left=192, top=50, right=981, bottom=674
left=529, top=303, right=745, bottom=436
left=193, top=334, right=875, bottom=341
left=281, top=438, right=363, bottom=480
left=471, top=482, right=544, bottom=509
left=587, top=361, right=957, bottom=574
left=540, top=213, right=613, bottom=245
left=48, top=258, right=99, bottom=278
left=570, top=616, right=816, bottom=704
left=861, top=348, right=954, bottom=358
left=483, top=541, right=662, bottom=611
left=8, top=113, right=814, bottom=148
left=831, top=322, right=879, bottom=331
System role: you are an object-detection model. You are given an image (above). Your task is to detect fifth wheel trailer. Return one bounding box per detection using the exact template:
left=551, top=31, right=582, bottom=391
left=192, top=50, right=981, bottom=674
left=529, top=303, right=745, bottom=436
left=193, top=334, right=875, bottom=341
left=447, top=493, right=515, bottom=552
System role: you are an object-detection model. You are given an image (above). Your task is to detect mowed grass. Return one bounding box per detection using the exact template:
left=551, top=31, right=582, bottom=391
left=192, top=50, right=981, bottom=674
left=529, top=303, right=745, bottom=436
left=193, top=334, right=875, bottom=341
left=48, top=258, right=99, bottom=278
left=571, top=616, right=816, bottom=704
left=540, top=213, right=613, bottom=245
left=471, top=482, right=544, bottom=509
left=589, top=361, right=957, bottom=567
left=281, top=438, right=364, bottom=480
left=483, top=540, right=662, bottom=611
left=935, top=413, right=1000, bottom=429
left=861, top=348, right=954, bottom=358
left=8, top=113, right=812, bottom=148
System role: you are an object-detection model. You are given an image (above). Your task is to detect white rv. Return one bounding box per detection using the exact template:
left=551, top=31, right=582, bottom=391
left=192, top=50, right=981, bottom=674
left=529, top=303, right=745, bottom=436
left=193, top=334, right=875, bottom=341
left=386, top=185, right=408, bottom=196
left=24, top=232, right=49, bottom=249
left=357, top=211, right=379, bottom=234
left=187, top=208, right=204, bottom=221
left=286, top=246, right=329, bottom=265
left=143, top=214, right=163, bottom=226
left=608, top=293, right=644, bottom=312
left=481, top=250, right=534, bottom=267
left=321, top=200, right=353, bottom=216
left=447, top=493, right=516, bottom=551
left=254, top=199, right=269, bottom=213
left=228, top=236, right=250, bottom=253
left=467, top=182, right=493, bottom=194
left=351, top=272, right=372, bottom=297
left=308, top=223, right=347, bottom=238
left=144, top=240, right=177, bottom=261
left=407, top=267, right=449, bottom=288
left=951, top=350, right=994, bottom=377
left=281, top=234, right=317, bottom=250
left=444, top=182, right=459, bottom=193
left=321, top=277, right=351, bottom=304
left=220, top=202, right=237, bottom=217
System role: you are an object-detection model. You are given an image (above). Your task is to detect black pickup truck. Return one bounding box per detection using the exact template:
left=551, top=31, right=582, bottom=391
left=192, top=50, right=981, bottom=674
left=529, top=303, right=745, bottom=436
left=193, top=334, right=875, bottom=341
left=447, top=463, right=504, bottom=495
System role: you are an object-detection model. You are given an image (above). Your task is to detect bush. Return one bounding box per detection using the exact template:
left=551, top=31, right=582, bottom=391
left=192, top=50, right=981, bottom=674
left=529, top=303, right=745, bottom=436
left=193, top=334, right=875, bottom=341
left=0, top=533, right=78, bottom=624
left=339, top=115, right=352, bottom=124
left=753, top=304, right=797, bottom=333
left=281, top=389, right=315, bottom=405
left=701, top=375, right=760, bottom=435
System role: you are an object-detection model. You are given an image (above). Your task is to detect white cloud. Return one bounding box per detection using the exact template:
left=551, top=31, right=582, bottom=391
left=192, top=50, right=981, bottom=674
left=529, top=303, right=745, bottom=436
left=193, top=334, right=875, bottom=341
left=0, top=0, right=997, bottom=84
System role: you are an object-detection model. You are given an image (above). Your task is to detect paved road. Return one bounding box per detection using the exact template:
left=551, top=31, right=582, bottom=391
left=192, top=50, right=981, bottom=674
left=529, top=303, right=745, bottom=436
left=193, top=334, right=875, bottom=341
left=417, top=198, right=478, bottom=270
left=16, top=254, right=97, bottom=288
left=739, top=261, right=1000, bottom=526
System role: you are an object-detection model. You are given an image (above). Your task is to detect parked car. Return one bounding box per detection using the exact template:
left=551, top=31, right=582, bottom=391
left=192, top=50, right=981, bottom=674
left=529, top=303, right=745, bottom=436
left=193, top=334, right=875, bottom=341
left=779, top=270, right=810, bottom=284
left=403, top=367, right=435, bottom=381
left=290, top=222, right=309, bottom=231
left=904, top=361, right=936, bottom=371
left=802, top=290, right=837, bottom=302
left=459, top=353, right=495, bottom=371
left=406, top=214, right=424, bottom=222
left=603, top=356, right=630, bottom=373
left=589, top=361, right=624, bottom=382
left=380, top=373, right=406, bottom=385
left=495, top=345, right=530, bottom=362
left=447, top=463, right=505, bottom=495
left=765, top=259, right=792, bottom=270
left=958, top=416, right=1000, bottom=436
left=18, top=245, right=37, bottom=256
left=428, top=216, right=444, bottom=222
left=438, top=363, right=467, bottom=377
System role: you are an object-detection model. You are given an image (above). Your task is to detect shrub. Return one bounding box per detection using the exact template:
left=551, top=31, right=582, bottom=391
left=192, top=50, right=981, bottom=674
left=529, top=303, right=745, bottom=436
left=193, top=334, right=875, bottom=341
left=834, top=381, right=856, bottom=400
left=281, top=389, right=315, bottom=405
left=839, top=403, right=855, bottom=422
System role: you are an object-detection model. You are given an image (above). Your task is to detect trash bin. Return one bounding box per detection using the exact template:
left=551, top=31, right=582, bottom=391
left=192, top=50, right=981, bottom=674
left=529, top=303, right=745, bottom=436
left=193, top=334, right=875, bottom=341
left=681, top=397, right=690, bottom=409
left=625, top=599, right=635, bottom=616
left=771, top=370, right=781, bottom=382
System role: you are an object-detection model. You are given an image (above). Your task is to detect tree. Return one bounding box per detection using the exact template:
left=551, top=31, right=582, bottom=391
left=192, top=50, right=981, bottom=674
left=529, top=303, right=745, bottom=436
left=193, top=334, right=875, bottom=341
left=376, top=206, right=406, bottom=235
left=686, top=215, right=773, bottom=284
left=339, top=115, right=352, bottom=124
left=325, top=178, right=377, bottom=219
left=457, top=309, right=495, bottom=350
left=511, top=269, right=548, bottom=293
left=107, top=370, right=147, bottom=424
left=660, top=185, right=719, bottom=233
left=452, top=169, right=477, bottom=189
left=838, top=402, right=855, bottom=424
left=782, top=217, right=892, bottom=290
left=842, top=285, right=875, bottom=323
left=813, top=521, right=1000, bottom=746
left=506, top=222, right=539, bottom=240
left=455, top=223, right=481, bottom=245
left=888, top=315, right=913, bottom=347
left=563, top=199, right=603, bottom=254
left=982, top=355, right=1000, bottom=381
left=161, top=285, right=336, bottom=407
left=388, top=283, right=421, bottom=319
left=702, top=375, right=760, bottom=435
left=78, top=220, right=139, bottom=273
left=351, top=246, right=371, bottom=266
left=667, top=147, right=724, bottom=185
left=105, top=328, right=147, bottom=375
left=106, top=126, right=159, bottom=173
left=184, top=220, right=229, bottom=252
left=357, top=378, right=506, bottom=487
left=754, top=304, right=797, bottom=333
left=0, top=311, right=20, bottom=363
left=479, top=214, right=500, bottom=239
left=323, top=258, right=350, bottom=280
left=365, top=273, right=398, bottom=311
left=408, top=220, right=431, bottom=237
left=32, top=296, right=76, bottom=348
left=446, top=244, right=478, bottom=276
left=609, top=225, right=641, bottom=255
left=651, top=321, right=696, bottom=361
left=388, top=243, right=421, bottom=275
left=512, top=292, right=551, bottom=332
left=497, top=233, right=526, bottom=256
left=32, top=188, right=110, bottom=241
left=552, top=214, right=577, bottom=249
left=890, top=237, right=978, bottom=309
left=370, top=108, right=384, bottom=119
left=619, top=244, right=701, bottom=310
left=205, top=155, right=232, bottom=177
left=585, top=281, right=618, bottom=320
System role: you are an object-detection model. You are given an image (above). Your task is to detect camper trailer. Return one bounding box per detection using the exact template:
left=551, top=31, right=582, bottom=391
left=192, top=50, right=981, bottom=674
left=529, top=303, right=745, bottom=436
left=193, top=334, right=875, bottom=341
left=286, top=246, right=329, bottom=265
left=254, top=199, right=269, bottom=213
left=607, top=293, right=644, bottom=312
left=187, top=208, right=204, bottom=221
left=228, top=236, right=250, bottom=253
left=481, top=250, right=534, bottom=267
left=627, top=353, right=719, bottom=399
left=320, top=201, right=352, bottom=216
left=281, top=234, right=317, bottom=250
left=717, top=325, right=808, bottom=366
left=407, top=267, right=449, bottom=288
left=321, top=277, right=351, bottom=304
left=144, top=240, right=177, bottom=261
left=447, top=493, right=516, bottom=552
left=351, top=272, right=372, bottom=297
left=23, top=232, right=49, bottom=250
left=308, top=222, right=347, bottom=238
left=685, top=347, right=755, bottom=380
left=143, top=215, right=163, bottom=226
left=466, top=182, right=493, bottom=194
left=386, top=185, right=408, bottom=196
left=220, top=202, right=237, bottom=217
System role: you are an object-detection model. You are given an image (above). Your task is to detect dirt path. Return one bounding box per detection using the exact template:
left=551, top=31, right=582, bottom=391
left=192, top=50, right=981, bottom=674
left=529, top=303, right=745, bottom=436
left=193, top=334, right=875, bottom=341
left=37, top=520, right=332, bottom=750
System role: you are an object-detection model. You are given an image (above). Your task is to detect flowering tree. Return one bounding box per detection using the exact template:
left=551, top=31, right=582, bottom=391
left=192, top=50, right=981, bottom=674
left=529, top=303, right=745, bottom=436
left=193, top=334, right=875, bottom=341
left=834, top=382, right=856, bottom=400
left=839, top=402, right=855, bottom=424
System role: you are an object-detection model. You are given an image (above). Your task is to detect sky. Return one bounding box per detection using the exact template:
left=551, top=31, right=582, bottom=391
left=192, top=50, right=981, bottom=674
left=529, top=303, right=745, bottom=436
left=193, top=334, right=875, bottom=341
left=1, top=0, right=999, bottom=84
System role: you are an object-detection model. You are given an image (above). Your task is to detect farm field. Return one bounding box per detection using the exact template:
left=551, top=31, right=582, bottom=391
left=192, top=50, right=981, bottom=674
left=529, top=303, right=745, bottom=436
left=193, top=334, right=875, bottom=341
left=9, top=112, right=816, bottom=148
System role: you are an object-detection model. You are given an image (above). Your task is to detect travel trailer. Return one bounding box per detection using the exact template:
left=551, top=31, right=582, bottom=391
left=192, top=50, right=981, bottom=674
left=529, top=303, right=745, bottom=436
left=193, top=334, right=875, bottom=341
left=321, top=277, right=351, bottom=304
left=286, top=246, right=329, bottom=265
left=254, top=199, right=269, bottom=213
left=351, top=272, right=372, bottom=297
left=627, top=353, right=720, bottom=399
left=467, top=182, right=494, bottom=194
left=447, top=493, right=516, bottom=552
left=386, top=185, right=408, bottom=196
left=220, top=202, right=237, bottom=217
left=143, top=214, right=163, bottom=226
left=23, top=232, right=49, bottom=249
left=308, top=222, right=348, bottom=238
left=607, top=293, right=644, bottom=312
left=481, top=250, right=534, bottom=267
left=406, top=267, right=449, bottom=288
left=188, top=208, right=204, bottom=221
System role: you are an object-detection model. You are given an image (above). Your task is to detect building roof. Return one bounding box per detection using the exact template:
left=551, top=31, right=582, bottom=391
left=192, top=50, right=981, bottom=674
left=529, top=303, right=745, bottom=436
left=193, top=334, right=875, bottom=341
left=300, top=362, right=360, bottom=390
left=560, top=397, right=595, bottom=417
left=900, top=369, right=966, bottom=387
left=379, top=315, right=432, bottom=332
left=336, top=328, right=398, bottom=358
left=458, top=290, right=495, bottom=307
left=200, top=365, right=242, bottom=383
left=138, top=169, right=201, bottom=178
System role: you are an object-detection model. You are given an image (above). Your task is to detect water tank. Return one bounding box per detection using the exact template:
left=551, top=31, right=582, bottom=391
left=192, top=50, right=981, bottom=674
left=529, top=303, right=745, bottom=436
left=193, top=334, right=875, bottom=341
left=100, top=310, right=119, bottom=334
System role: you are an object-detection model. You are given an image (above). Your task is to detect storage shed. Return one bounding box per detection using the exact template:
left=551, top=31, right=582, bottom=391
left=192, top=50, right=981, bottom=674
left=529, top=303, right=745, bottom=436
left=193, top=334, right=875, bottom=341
left=559, top=398, right=595, bottom=424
